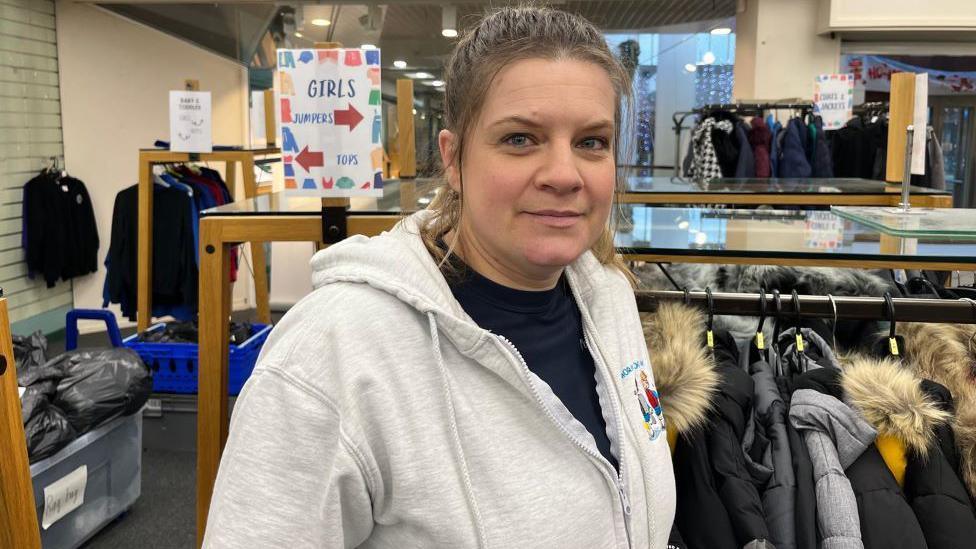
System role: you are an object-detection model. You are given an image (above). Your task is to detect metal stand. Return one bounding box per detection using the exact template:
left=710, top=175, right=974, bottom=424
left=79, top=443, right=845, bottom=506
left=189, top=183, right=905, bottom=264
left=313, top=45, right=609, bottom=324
left=899, top=125, right=914, bottom=211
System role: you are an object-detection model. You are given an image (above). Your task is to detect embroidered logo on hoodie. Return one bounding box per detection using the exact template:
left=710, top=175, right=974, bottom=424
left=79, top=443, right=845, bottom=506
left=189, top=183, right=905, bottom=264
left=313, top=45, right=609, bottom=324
left=621, top=360, right=666, bottom=441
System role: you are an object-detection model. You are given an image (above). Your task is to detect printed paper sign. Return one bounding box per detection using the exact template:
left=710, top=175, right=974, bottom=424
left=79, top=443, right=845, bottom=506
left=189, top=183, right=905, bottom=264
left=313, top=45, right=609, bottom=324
left=277, top=48, right=383, bottom=196
left=911, top=73, right=929, bottom=175
left=169, top=91, right=212, bottom=153
left=42, top=465, right=87, bottom=529
left=813, top=74, right=855, bottom=130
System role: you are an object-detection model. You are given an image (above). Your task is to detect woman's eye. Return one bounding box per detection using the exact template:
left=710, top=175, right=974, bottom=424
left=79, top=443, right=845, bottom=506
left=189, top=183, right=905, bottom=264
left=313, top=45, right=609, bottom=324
left=503, top=134, right=533, bottom=148
left=579, top=137, right=609, bottom=150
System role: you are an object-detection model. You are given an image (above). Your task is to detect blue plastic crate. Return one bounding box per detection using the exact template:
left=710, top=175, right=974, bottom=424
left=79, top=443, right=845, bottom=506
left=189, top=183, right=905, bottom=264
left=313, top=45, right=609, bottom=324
left=123, top=323, right=272, bottom=395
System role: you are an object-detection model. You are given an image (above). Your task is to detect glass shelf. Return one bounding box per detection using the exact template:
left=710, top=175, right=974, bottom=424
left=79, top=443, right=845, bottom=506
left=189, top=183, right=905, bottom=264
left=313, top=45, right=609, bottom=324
left=831, top=206, right=976, bottom=237
left=619, top=174, right=950, bottom=196
left=202, top=179, right=439, bottom=216
left=615, top=206, right=976, bottom=263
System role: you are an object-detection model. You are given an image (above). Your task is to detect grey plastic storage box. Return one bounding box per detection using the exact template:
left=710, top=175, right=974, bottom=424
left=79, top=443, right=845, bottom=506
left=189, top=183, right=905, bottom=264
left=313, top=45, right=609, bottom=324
left=29, top=410, right=143, bottom=549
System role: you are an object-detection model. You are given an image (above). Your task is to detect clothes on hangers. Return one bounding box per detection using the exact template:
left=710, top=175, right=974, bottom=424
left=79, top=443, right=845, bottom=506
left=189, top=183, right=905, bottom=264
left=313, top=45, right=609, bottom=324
left=749, top=117, right=773, bottom=178
left=22, top=170, right=99, bottom=288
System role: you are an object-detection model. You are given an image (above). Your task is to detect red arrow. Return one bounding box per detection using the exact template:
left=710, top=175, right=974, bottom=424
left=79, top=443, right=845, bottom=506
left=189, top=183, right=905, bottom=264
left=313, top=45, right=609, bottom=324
left=295, top=146, right=323, bottom=172
left=334, top=104, right=363, bottom=131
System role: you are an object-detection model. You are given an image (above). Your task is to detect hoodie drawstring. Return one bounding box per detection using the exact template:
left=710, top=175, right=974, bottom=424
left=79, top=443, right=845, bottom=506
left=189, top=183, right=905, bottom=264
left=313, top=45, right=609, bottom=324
left=428, top=312, right=489, bottom=548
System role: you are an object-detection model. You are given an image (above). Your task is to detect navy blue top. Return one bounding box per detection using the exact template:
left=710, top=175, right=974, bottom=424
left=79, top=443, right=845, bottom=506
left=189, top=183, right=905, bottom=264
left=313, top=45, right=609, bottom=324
left=448, top=265, right=618, bottom=471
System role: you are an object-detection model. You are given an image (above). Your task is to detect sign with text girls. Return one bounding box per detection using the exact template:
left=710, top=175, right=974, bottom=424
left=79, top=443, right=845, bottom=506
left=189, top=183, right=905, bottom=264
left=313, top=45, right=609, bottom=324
left=277, top=48, right=383, bottom=196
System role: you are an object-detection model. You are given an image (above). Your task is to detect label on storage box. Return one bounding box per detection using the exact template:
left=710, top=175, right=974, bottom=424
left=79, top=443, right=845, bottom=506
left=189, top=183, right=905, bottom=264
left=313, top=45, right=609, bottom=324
left=42, top=465, right=87, bottom=529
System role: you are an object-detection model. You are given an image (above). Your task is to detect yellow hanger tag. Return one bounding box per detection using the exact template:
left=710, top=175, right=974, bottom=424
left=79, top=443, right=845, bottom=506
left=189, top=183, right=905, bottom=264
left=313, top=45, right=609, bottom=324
left=796, top=334, right=805, bottom=352
left=889, top=337, right=900, bottom=356
left=755, top=332, right=765, bottom=350
left=706, top=330, right=714, bottom=348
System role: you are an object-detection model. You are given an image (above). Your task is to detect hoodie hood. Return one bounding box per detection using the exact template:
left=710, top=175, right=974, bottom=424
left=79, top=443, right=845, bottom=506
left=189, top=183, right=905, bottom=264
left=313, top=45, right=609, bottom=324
left=790, top=388, right=876, bottom=469
left=892, top=322, right=976, bottom=497
left=640, top=302, right=718, bottom=434
left=840, top=355, right=951, bottom=459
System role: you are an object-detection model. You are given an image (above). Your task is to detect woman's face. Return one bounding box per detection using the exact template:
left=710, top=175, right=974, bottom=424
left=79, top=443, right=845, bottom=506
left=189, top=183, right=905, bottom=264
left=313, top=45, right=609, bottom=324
left=439, top=57, right=617, bottom=289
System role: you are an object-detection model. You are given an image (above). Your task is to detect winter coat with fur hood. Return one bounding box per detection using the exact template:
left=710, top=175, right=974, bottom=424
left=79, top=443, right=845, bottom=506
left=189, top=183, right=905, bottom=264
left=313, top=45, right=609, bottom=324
left=794, top=359, right=964, bottom=548
left=890, top=322, right=976, bottom=502
left=642, top=303, right=729, bottom=549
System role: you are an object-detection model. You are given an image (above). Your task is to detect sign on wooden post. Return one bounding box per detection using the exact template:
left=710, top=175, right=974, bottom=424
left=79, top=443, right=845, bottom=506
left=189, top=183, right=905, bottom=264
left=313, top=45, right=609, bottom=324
left=277, top=48, right=384, bottom=196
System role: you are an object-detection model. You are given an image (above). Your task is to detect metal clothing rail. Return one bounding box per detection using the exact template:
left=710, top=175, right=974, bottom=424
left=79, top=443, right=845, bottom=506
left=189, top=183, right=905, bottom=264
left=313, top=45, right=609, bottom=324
left=636, top=290, right=976, bottom=324
left=672, top=102, right=816, bottom=176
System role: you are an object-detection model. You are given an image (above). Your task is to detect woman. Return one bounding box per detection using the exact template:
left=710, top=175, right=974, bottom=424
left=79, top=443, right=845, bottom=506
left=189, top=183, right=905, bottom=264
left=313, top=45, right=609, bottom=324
left=204, top=6, right=675, bottom=548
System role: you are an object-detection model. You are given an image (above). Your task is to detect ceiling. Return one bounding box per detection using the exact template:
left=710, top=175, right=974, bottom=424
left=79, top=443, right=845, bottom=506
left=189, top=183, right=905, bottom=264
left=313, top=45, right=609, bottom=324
left=97, top=1, right=736, bottom=87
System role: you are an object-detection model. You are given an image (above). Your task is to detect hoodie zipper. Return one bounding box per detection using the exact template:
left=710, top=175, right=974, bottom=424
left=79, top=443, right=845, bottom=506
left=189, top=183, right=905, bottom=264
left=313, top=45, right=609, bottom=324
left=495, top=334, right=633, bottom=548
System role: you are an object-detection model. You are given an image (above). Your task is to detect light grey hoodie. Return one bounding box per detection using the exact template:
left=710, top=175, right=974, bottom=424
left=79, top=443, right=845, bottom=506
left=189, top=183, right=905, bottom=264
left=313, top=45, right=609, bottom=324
left=789, top=389, right=876, bottom=549
left=203, top=211, right=676, bottom=548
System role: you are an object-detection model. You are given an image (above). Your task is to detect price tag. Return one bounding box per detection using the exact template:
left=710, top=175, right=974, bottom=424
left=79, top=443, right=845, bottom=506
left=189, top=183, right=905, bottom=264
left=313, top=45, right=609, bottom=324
left=755, top=332, right=765, bottom=350
left=796, top=334, right=805, bottom=352
left=889, top=337, right=900, bottom=356
left=706, top=330, right=714, bottom=348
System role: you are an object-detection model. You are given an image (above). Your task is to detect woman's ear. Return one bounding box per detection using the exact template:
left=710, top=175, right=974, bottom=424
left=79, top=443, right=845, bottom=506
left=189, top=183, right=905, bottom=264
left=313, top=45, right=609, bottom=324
left=438, top=129, right=460, bottom=192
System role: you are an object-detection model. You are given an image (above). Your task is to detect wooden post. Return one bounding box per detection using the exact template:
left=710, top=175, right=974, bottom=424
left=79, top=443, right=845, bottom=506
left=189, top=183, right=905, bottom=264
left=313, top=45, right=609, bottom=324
left=886, top=73, right=917, bottom=183
left=137, top=156, right=154, bottom=333
left=263, top=89, right=276, bottom=148
left=197, top=220, right=232, bottom=547
left=0, top=297, right=42, bottom=549
left=241, top=157, right=271, bottom=324
left=397, top=79, right=417, bottom=178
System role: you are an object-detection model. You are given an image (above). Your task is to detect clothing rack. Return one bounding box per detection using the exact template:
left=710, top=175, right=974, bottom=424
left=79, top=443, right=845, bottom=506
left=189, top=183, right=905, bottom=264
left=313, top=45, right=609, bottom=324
left=672, top=102, right=815, bottom=176
left=136, top=148, right=280, bottom=332
left=636, top=290, right=976, bottom=324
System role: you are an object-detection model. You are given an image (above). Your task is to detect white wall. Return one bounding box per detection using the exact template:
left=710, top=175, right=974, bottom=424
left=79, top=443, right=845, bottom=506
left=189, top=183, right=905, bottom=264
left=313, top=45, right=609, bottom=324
left=56, top=1, right=252, bottom=327
left=734, top=0, right=841, bottom=102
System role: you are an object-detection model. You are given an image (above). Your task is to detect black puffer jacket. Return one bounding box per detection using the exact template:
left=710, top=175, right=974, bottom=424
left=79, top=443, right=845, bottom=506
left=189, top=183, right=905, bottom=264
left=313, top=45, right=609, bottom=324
left=707, top=333, right=772, bottom=546
left=903, top=380, right=976, bottom=548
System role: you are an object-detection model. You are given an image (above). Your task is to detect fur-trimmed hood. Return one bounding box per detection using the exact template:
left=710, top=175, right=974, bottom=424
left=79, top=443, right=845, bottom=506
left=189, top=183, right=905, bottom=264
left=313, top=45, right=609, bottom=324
left=840, top=355, right=952, bottom=459
left=892, top=322, right=976, bottom=497
left=641, top=302, right=718, bottom=434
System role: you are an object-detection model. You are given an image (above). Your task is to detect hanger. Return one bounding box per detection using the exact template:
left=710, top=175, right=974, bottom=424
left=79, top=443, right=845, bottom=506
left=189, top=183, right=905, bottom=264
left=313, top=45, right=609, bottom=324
left=792, top=289, right=805, bottom=354
left=772, top=289, right=783, bottom=344
left=705, top=287, right=715, bottom=349
left=683, top=287, right=691, bottom=307
left=884, top=291, right=900, bottom=357
left=827, top=294, right=839, bottom=350
left=755, top=287, right=767, bottom=350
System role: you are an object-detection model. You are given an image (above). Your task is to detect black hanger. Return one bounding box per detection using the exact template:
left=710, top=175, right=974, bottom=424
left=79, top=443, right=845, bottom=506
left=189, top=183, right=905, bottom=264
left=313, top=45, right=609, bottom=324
left=705, top=287, right=715, bottom=349
left=772, top=289, right=783, bottom=344
left=792, top=290, right=805, bottom=354
left=755, top=287, right=767, bottom=350
left=884, top=292, right=900, bottom=356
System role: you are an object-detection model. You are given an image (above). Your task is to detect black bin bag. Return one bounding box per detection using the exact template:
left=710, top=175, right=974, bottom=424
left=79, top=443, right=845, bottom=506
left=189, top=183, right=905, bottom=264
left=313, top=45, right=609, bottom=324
left=21, top=380, right=78, bottom=462
left=50, top=348, right=152, bottom=434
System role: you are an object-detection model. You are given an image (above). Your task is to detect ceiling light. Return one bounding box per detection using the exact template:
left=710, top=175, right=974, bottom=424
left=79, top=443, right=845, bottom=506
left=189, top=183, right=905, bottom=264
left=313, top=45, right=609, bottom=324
left=710, top=27, right=732, bottom=35
left=431, top=79, right=445, bottom=87
left=678, top=220, right=690, bottom=230
left=412, top=108, right=417, bottom=115
left=294, top=32, right=303, bottom=38
left=702, top=51, right=716, bottom=65
left=442, top=6, right=457, bottom=38
left=393, top=60, right=407, bottom=69
left=684, top=63, right=697, bottom=73
left=310, top=18, right=331, bottom=27
left=361, top=44, right=377, bottom=50
left=410, top=72, right=433, bottom=79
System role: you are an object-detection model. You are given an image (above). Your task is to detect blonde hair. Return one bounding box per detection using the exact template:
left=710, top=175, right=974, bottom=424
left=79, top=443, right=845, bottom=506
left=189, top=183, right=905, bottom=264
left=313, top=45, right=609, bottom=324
left=419, top=5, right=636, bottom=285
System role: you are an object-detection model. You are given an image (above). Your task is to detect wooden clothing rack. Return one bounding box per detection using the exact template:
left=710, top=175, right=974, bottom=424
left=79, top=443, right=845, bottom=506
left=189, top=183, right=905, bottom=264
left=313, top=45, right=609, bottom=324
left=0, top=292, right=42, bottom=548
left=136, top=148, right=280, bottom=332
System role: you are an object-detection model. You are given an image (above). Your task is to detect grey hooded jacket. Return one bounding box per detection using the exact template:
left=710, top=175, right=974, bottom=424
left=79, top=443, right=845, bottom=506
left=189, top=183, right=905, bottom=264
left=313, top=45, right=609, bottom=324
left=203, top=211, right=676, bottom=548
left=789, top=389, right=877, bottom=549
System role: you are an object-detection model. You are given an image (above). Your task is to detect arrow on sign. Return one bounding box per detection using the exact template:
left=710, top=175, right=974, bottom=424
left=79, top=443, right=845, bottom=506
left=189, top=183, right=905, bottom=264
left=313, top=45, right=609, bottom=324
left=334, top=104, right=364, bottom=131
left=295, top=146, right=324, bottom=172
